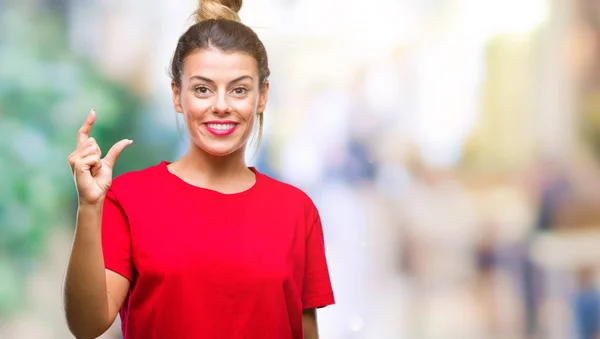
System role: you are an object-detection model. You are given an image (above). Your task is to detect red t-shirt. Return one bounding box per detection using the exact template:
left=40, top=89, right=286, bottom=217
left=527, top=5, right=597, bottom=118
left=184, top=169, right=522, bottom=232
left=101, top=161, right=335, bottom=339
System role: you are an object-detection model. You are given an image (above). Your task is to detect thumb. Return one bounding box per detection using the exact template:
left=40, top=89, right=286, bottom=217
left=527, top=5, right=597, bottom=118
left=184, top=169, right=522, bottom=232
left=103, top=139, right=133, bottom=169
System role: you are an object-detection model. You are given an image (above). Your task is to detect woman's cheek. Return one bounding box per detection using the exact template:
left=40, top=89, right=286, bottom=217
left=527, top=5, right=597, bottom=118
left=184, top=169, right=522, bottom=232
left=235, top=99, right=258, bottom=117
left=184, top=99, right=212, bottom=119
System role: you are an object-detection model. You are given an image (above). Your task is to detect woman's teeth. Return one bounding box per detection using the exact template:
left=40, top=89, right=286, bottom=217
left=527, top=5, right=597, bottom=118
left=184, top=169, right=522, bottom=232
left=207, top=124, right=236, bottom=130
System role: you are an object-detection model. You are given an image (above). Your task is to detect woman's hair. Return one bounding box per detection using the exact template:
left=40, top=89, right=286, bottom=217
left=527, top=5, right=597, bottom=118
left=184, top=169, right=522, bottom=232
left=170, top=0, right=270, bottom=150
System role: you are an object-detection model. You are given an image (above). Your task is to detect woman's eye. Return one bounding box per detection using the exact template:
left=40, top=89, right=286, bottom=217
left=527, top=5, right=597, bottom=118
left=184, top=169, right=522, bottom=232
left=195, top=86, right=210, bottom=94
left=233, top=87, right=247, bottom=95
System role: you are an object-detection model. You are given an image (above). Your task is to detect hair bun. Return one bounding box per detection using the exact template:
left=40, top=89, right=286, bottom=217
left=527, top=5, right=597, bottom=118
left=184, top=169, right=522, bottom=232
left=195, top=0, right=243, bottom=23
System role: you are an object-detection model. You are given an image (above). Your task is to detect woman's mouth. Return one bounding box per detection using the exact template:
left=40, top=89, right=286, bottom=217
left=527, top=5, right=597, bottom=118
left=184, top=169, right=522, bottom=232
left=204, top=122, right=238, bottom=136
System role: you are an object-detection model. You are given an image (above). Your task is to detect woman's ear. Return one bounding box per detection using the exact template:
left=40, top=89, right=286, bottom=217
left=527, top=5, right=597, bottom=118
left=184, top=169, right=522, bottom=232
left=171, top=81, right=183, bottom=113
left=257, top=80, right=269, bottom=114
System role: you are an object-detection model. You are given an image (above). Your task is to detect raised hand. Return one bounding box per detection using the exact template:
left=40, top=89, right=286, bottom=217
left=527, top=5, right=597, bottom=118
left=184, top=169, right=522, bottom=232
left=68, top=109, right=132, bottom=205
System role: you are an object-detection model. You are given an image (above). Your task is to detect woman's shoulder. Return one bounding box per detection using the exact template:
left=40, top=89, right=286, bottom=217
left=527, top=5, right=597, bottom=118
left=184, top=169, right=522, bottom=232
left=257, top=172, right=317, bottom=211
left=110, top=161, right=166, bottom=192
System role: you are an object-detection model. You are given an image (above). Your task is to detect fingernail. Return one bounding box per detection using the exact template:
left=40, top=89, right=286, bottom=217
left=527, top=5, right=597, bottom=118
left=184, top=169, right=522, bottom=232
left=128, top=139, right=134, bottom=145
left=87, top=109, right=95, bottom=122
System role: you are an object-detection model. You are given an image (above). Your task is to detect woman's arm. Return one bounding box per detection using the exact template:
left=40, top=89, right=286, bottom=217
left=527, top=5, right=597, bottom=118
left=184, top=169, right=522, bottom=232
left=302, top=308, right=319, bottom=339
left=64, top=109, right=133, bottom=338
left=63, top=202, right=130, bottom=338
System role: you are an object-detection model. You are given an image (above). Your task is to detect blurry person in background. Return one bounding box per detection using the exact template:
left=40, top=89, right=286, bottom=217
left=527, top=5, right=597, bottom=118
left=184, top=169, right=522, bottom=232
left=474, top=223, right=499, bottom=332
left=523, top=159, right=570, bottom=339
left=61, top=1, right=335, bottom=338
left=572, top=267, right=600, bottom=339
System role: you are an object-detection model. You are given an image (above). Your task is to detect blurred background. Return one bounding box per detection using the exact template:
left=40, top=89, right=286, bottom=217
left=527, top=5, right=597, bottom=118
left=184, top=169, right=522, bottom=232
left=3, top=0, right=600, bottom=338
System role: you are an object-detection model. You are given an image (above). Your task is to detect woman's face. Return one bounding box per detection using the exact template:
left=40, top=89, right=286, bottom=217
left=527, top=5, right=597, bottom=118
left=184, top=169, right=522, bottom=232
left=172, top=48, right=268, bottom=157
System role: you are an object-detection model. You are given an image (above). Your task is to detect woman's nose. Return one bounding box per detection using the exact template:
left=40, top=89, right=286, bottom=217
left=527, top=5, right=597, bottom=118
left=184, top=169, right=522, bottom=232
left=211, top=93, right=231, bottom=114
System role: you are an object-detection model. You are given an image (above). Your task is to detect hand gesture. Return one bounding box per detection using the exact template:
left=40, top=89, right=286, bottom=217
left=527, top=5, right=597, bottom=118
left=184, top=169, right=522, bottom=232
left=68, top=109, right=132, bottom=205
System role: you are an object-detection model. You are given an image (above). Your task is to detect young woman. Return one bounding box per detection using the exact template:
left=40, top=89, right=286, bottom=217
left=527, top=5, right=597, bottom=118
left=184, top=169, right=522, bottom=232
left=62, top=1, right=335, bottom=338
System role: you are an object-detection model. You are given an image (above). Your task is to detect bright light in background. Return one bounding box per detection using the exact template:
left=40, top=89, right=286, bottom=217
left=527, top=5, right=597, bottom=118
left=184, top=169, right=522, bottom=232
left=342, top=0, right=424, bottom=58
left=414, top=38, right=483, bottom=168
left=272, top=0, right=425, bottom=58
left=412, top=8, right=486, bottom=168
left=239, top=0, right=279, bottom=38
left=488, top=0, right=549, bottom=35
left=464, top=0, right=549, bottom=37
left=411, top=0, right=549, bottom=168
left=349, top=315, right=365, bottom=332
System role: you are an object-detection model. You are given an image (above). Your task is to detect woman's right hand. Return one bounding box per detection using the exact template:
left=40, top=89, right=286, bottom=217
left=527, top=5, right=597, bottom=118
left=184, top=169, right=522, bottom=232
left=68, top=109, right=133, bottom=205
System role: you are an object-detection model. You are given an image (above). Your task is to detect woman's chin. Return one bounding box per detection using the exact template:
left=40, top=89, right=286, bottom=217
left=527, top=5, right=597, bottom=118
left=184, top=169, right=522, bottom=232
left=190, top=134, right=247, bottom=157
left=197, top=143, right=242, bottom=157
left=206, top=150, right=233, bottom=157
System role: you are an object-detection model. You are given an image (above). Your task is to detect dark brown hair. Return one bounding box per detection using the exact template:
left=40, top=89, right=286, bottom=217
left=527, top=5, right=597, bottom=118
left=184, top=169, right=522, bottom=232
left=169, top=0, right=270, bottom=150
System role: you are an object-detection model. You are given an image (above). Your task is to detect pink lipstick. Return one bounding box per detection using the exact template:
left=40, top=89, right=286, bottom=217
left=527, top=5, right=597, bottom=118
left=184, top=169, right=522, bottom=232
left=204, top=121, right=238, bottom=136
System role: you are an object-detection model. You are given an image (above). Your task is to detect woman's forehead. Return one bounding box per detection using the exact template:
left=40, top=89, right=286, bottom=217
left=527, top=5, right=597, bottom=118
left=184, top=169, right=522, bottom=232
left=182, top=48, right=258, bottom=80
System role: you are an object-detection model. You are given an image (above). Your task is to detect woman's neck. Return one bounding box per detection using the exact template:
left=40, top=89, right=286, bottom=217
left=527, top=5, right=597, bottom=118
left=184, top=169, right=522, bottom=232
left=169, top=144, right=255, bottom=190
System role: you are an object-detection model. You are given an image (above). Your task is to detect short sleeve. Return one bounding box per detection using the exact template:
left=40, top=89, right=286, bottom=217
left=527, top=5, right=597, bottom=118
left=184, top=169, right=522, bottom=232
left=101, top=187, right=134, bottom=281
left=302, top=213, right=335, bottom=309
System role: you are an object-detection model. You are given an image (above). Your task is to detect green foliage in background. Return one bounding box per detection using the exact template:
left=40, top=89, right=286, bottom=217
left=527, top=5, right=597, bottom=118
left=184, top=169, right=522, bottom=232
left=0, top=4, right=177, bottom=317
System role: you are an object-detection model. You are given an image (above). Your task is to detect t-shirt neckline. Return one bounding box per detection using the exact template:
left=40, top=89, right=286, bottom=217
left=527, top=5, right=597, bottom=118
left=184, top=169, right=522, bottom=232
left=159, top=160, right=261, bottom=196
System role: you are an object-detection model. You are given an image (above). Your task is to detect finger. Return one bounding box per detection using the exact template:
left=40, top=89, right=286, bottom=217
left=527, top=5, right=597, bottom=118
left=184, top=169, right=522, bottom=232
left=69, top=138, right=99, bottom=173
left=74, top=154, right=101, bottom=174
left=77, top=137, right=100, bottom=151
left=68, top=152, right=77, bottom=172
left=69, top=150, right=96, bottom=173
left=71, top=139, right=99, bottom=162
left=90, top=156, right=102, bottom=177
left=77, top=109, right=96, bottom=147
left=83, top=137, right=96, bottom=147
left=103, top=139, right=133, bottom=169
left=77, top=143, right=101, bottom=158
